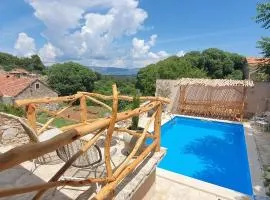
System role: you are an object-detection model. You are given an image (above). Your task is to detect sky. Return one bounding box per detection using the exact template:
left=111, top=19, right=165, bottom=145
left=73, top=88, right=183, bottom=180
left=0, top=0, right=268, bottom=68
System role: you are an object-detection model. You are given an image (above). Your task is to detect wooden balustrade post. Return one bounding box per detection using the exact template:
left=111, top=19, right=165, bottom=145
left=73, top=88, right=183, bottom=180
left=80, top=95, right=87, bottom=123
left=26, top=103, right=37, bottom=132
left=154, top=104, right=162, bottom=152
left=104, top=84, right=118, bottom=179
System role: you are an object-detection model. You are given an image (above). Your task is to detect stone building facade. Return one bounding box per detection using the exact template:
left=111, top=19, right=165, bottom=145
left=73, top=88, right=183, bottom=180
left=0, top=74, right=58, bottom=105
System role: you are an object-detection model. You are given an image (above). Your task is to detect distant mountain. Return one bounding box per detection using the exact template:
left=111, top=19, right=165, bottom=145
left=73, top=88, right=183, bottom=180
left=89, top=66, right=139, bottom=76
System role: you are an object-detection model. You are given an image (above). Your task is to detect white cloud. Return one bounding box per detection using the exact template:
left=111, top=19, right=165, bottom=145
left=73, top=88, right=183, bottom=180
left=38, top=43, right=63, bottom=65
left=131, top=35, right=170, bottom=67
left=132, top=37, right=151, bottom=58
left=14, top=32, right=36, bottom=57
left=148, top=34, right=157, bottom=46
left=26, top=0, right=148, bottom=64
left=20, top=0, right=182, bottom=68
left=176, top=50, right=185, bottom=57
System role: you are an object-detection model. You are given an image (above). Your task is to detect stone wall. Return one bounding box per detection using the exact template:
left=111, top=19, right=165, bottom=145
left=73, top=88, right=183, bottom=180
left=1, top=96, right=13, bottom=104
left=155, top=80, right=179, bottom=113
left=245, top=82, right=270, bottom=116
left=0, top=113, right=30, bottom=146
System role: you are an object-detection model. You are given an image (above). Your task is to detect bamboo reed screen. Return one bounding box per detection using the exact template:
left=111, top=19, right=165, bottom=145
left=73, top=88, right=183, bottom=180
left=176, top=78, right=254, bottom=121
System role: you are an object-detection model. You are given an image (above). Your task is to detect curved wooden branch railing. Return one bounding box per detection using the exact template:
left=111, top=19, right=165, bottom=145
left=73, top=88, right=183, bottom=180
left=104, top=84, right=118, bottom=179
left=0, top=85, right=170, bottom=199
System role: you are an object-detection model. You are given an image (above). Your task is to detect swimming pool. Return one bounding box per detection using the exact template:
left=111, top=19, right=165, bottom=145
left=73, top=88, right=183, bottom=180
left=155, top=116, right=252, bottom=195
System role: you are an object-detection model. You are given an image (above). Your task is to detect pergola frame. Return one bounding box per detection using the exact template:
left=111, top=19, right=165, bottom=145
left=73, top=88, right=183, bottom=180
left=176, top=78, right=254, bottom=121
left=0, top=84, right=170, bottom=200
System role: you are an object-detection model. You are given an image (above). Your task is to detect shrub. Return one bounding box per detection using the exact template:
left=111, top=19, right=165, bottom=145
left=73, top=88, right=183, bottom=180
left=130, top=95, right=140, bottom=130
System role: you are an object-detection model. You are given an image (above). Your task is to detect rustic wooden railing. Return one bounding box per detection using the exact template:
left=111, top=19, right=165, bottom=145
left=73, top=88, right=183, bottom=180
left=0, top=84, right=170, bottom=200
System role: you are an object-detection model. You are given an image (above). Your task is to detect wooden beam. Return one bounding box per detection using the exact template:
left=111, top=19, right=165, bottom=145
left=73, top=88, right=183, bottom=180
left=26, top=103, right=37, bottom=132
left=79, top=92, right=170, bottom=104
left=93, top=140, right=157, bottom=200
left=113, top=110, right=157, bottom=178
left=154, top=104, right=162, bottom=151
left=38, top=108, right=80, bottom=123
left=15, top=94, right=82, bottom=106
left=83, top=94, right=112, bottom=111
left=0, top=178, right=107, bottom=198
left=38, top=100, right=75, bottom=134
left=32, top=128, right=105, bottom=200
left=104, top=84, right=118, bottom=179
left=114, top=128, right=155, bottom=139
left=80, top=95, right=87, bottom=123
left=0, top=101, right=161, bottom=171
left=0, top=129, right=80, bottom=171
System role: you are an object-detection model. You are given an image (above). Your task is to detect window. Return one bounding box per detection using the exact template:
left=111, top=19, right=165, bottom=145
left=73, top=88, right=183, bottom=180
left=35, top=83, right=40, bottom=89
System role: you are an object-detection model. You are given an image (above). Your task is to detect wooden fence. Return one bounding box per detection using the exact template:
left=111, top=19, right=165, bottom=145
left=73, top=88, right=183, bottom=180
left=178, top=85, right=247, bottom=121
left=0, top=84, right=169, bottom=200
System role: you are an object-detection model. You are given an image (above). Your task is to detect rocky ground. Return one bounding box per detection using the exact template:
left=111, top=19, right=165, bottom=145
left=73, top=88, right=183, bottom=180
left=0, top=113, right=30, bottom=146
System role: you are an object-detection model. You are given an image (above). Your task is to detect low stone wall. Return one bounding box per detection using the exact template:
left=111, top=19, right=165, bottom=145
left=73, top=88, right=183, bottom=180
left=0, top=113, right=30, bottom=146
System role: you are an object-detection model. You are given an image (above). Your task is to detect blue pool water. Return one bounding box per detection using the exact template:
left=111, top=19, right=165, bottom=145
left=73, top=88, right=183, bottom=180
left=153, top=116, right=252, bottom=195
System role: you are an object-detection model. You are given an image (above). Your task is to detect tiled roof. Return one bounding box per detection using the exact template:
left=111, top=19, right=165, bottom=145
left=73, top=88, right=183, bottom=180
left=246, top=57, right=270, bottom=66
left=0, top=74, right=37, bottom=97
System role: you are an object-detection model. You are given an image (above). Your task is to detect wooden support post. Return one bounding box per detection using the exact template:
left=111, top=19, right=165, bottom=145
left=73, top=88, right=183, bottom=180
left=93, top=140, right=157, bottom=200
left=26, top=103, right=37, bottom=132
left=80, top=95, right=87, bottom=123
left=104, top=84, right=118, bottom=179
left=154, top=104, right=162, bottom=152
left=113, top=109, right=158, bottom=178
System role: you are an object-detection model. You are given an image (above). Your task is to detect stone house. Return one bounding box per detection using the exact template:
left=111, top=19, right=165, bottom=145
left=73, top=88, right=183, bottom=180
left=0, top=74, right=58, bottom=104
left=246, top=57, right=270, bottom=80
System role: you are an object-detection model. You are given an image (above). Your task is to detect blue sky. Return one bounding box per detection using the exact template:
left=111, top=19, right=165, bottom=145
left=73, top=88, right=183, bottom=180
left=0, top=0, right=268, bottom=68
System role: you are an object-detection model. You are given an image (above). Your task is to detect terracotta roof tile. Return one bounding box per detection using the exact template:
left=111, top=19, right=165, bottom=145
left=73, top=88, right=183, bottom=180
left=0, top=74, right=37, bottom=97
left=246, top=57, right=270, bottom=66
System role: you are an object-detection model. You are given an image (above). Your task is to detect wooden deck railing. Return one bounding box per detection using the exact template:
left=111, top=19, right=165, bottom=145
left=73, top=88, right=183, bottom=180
left=0, top=84, right=170, bottom=200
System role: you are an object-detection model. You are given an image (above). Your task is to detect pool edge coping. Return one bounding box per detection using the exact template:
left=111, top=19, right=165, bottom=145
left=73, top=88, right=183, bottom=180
left=159, top=114, right=266, bottom=197
left=243, top=123, right=266, bottom=196
left=156, top=168, right=250, bottom=200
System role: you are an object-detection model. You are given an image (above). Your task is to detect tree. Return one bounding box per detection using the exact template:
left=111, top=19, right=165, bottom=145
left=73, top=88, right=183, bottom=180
left=255, top=2, right=270, bottom=80
left=0, top=52, right=45, bottom=74
left=256, top=2, right=270, bottom=30
left=136, top=48, right=247, bottom=95
left=47, top=62, right=97, bottom=96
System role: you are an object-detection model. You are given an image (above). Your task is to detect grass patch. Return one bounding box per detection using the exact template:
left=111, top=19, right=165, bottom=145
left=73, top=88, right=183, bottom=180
left=37, top=112, right=75, bottom=128
left=0, top=103, right=25, bottom=117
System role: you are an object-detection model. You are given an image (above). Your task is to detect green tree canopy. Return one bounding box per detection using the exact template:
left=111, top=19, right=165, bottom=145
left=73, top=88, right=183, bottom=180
left=255, top=2, right=270, bottom=81
left=47, top=62, right=97, bottom=96
left=0, top=52, right=45, bottom=73
left=94, top=75, right=137, bottom=95
left=136, top=48, right=247, bottom=95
